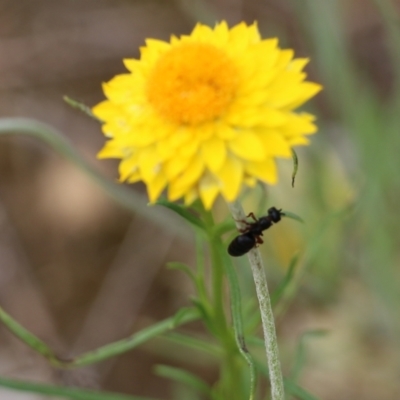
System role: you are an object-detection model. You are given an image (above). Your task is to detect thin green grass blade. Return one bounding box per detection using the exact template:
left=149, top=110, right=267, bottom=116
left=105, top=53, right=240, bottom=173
left=190, top=298, right=215, bottom=336
left=241, top=299, right=261, bottom=335
left=0, top=117, right=188, bottom=239
left=283, top=378, right=321, bottom=400
left=291, top=149, right=299, bottom=187
left=0, top=304, right=199, bottom=368
left=0, top=306, right=58, bottom=363
left=290, top=329, right=328, bottom=382
left=271, top=254, right=299, bottom=307
left=70, top=308, right=200, bottom=368
left=245, top=336, right=264, bottom=348
left=154, top=365, right=213, bottom=397
left=194, top=233, right=210, bottom=311
left=0, top=376, right=156, bottom=400
left=282, top=210, right=305, bottom=224
left=275, top=204, right=354, bottom=318
left=163, top=332, right=222, bottom=357
left=63, top=96, right=101, bottom=122
left=370, top=0, right=400, bottom=98
left=155, top=199, right=206, bottom=231
left=212, top=218, right=236, bottom=237
left=166, top=262, right=196, bottom=285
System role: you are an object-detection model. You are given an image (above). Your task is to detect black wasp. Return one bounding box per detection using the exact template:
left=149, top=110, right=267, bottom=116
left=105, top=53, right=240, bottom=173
left=228, top=207, right=284, bottom=257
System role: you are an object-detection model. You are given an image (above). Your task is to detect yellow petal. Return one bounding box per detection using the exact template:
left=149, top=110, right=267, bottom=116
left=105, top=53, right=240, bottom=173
left=228, top=132, right=265, bottom=161
left=213, top=21, right=230, bottom=45
left=183, top=187, right=198, bottom=206
left=123, top=126, right=157, bottom=148
left=137, top=148, right=162, bottom=182
left=281, top=112, right=318, bottom=138
left=199, top=173, right=220, bottom=210
left=201, top=137, right=226, bottom=172
left=258, top=130, right=292, bottom=157
left=282, top=82, right=323, bottom=111
left=288, top=58, right=309, bottom=72
left=164, top=156, right=191, bottom=180
left=275, top=49, right=294, bottom=69
left=123, top=58, right=140, bottom=73
left=190, top=23, right=214, bottom=40
left=102, top=74, right=138, bottom=103
left=97, top=140, right=124, bottom=159
left=215, top=123, right=237, bottom=140
left=127, top=170, right=142, bottom=183
left=217, top=155, right=243, bottom=200
left=287, top=136, right=310, bottom=146
left=119, top=154, right=139, bottom=181
left=245, top=158, right=277, bottom=184
left=226, top=106, right=287, bottom=128
left=169, top=155, right=205, bottom=198
left=147, top=172, right=168, bottom=203
left=178, top=136, right=200, bottom=158
left=92, top=101, right=119, bottom=122
left=244, top=176, right=257, bottom=187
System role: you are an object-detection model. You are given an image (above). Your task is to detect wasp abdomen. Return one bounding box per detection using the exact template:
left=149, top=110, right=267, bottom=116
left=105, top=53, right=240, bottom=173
left=227, top=233, right=256, bottom=257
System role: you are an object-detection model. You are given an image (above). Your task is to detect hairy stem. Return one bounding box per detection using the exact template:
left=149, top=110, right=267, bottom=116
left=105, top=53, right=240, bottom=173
left=228, top=201, right=285, bottom=400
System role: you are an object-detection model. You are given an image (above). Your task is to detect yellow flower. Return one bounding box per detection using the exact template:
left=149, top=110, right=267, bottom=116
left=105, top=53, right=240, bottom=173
left=93, top=21, right=322, bottom=209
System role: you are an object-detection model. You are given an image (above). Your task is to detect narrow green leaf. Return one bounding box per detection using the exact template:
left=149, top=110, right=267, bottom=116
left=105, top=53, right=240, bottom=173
left=0, top=304, right=199, bottom=368
left=282, top=210, right=305, bottom=224
left=271, top=254, right=299, bottom=307
left=0, top=306, right=58, bottom=362
left=216, top=245, right=257, bottom=400
left=370, top=0, right=400, bottom=97
left=163, top=332, right=222, bottom=357
left=63, top=96, right=101, bottom=122
left=291, top=149, right=299, bottom=187
left=155, top=199, right=206, bottom=231
left=194, top=233, right=210, bottom=311
left=190, top=298, right=215, bottom=336
left=245, top=336, right=265, bottom=348
left=0, top=376, right=155, bottom=400
left=154, top=365, right=213, bottom=397
left=70, top=308, right=200, bottom=368
left=0, top=118, right=189, bottom=239
left=284, top=378, right=321, bottom=400
left=241, top=299, right=261, bottom=334
left=166, top=262, right=196, bottom=284
left=212, top=218, right=236, bottom=237
left=170, top=307, right=198, bottom=327
left=290, top=329, right=329, bottom=382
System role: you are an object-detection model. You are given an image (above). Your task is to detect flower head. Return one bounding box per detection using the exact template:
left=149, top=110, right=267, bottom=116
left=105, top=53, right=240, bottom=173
left=93, top=21, right=322, bottom=209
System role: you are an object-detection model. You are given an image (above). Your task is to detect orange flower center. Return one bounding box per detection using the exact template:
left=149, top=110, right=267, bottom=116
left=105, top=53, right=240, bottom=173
left=147, top=43, right=238, bottom=125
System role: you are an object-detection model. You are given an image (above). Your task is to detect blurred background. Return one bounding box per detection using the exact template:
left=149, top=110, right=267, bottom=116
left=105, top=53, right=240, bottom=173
left=1, top=0, right=400, bottom=399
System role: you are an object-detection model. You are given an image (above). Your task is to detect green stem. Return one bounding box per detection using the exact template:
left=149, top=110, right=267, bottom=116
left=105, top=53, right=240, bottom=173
left=201, top=209, right=227, bottom=335
left=199, top=207, right=242, bottom=399
left=228, top=201, right=285, bottom=400
left=0, top=305, right=199, bottom=368
left=194, top=233, right=211, bottom=312
left=211, top=243, right=245, bottom=400
left=215, top=241, right=257, bottom=400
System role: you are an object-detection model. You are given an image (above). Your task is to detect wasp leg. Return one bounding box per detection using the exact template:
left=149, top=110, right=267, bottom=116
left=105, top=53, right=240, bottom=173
left=246, top=212, right=258, bottom=222
left=255, top=235, right=264, bottom=244
left=234, top=218, right=252, bottom=233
